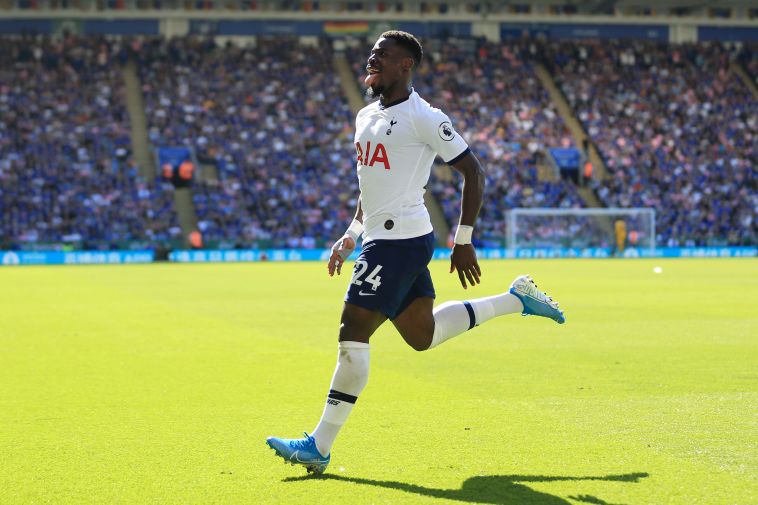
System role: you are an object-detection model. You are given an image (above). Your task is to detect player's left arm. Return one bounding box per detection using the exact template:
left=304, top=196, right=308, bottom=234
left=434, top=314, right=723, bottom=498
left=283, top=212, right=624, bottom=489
left=449, top=151, right=484, bottom=289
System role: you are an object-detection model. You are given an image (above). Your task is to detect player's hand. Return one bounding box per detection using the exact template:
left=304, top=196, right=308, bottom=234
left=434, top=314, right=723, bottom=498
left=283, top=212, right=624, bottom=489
left=450, top=243, right=481, bottom=289
left=328, top=236, right=356, bottom=277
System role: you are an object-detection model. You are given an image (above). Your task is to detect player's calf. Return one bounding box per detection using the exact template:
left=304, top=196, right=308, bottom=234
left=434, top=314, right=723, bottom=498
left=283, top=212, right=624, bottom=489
left=419, top=275, right=565, bottom=350
left=391, top=297, right=435, bottom=351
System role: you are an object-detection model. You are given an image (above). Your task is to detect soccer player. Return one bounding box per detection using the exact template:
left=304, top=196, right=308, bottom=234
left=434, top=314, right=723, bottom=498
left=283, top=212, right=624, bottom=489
left=267, top=31, right=565, bottom=474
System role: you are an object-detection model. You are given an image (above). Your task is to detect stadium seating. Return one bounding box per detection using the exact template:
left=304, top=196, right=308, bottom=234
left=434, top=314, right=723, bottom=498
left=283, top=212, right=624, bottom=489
left=137, top=36, right=357, bottom=248
left=0, top=35, right=179, bottom=250
left=1, top=34, right=754, bottom=250
left=551, top=40, right=756, bottom=246
left=738, top=42, right=758, bottom=87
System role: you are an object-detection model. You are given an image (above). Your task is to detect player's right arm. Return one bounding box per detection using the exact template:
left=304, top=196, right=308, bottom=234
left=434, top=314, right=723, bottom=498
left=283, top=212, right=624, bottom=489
left=449, top=151, right=484, bottom=289
left=328, top=197, right=364, bottom=277
left=414, top=103, right=482, bottom=289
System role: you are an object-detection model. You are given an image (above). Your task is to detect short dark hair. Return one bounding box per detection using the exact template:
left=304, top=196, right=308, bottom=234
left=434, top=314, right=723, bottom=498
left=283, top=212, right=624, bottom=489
left=380, top=30, right=423, bottom=68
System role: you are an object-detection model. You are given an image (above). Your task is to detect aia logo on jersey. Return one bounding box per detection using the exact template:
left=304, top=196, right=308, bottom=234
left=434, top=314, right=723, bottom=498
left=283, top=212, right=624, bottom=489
left=355, top=141, right=391, bottom=170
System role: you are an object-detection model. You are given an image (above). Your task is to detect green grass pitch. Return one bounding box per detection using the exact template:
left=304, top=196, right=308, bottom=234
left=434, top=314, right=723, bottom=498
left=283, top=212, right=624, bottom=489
left=1, top=258, right=756, bottom=504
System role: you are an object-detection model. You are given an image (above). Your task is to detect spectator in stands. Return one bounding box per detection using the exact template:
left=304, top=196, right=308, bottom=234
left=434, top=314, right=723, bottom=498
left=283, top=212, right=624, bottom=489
left=552, top=39, right=756, bottom=246
left=137, top=36, right=357, bottom=248
left=0, top=34, right=180, bottom=250
left=2, top=34, right=753, bottom=251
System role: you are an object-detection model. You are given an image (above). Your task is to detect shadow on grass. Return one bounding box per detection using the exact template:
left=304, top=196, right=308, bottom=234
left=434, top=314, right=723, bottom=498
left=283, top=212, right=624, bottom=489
left=284, top=471, right=649, bottom=505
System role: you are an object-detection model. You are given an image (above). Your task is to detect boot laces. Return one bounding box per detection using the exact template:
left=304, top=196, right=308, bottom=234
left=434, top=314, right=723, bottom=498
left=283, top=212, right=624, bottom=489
left=527, top=277, right=559, bottom=308
left=289, top=433, right=314, bottom=450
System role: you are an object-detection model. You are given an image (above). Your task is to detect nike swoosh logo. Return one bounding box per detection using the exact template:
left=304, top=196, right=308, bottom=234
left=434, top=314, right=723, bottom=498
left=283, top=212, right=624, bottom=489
left=358, top=291, right=376, bottom=296
left=290, top=451, right=327, bottom=464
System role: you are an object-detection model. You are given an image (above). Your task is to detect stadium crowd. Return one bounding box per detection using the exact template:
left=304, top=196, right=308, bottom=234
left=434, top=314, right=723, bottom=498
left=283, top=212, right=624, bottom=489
left=0, top=34, right=179, bottom=250
left=551, top=39, right=756, bottom=246
left=0, top=33, right=755, bottom=251
left=737, top=42, right=758, bottom=88
left=135, top=36, right=357, bottom=248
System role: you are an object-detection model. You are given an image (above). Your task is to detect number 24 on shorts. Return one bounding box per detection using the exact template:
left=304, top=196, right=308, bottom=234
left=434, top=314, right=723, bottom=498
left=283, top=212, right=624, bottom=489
left=351, top=261, right=383, bottom=292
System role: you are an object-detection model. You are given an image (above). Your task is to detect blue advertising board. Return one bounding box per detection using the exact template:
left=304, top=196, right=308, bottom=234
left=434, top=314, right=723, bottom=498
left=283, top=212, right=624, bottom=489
left=698, top=26, right=758, bottom=42
left=1, top=247, right=753, bottom=266
left=0, top=19, right=53, bottom=34
left=214, top=20, right=323, bottom=36
left=396, top=22, right=471, bottom=38
left=169, top=249, right=330, bottom=263
left=83, top=20, right=159, bottom=35
left=192, top=19, right=471, bottom=38
left=435, top=247, right=756, bottom=260
left=549, top=148, right=581, bottom=170
left=168, top=246, right=756, bottom=264
left=501, top=22, right=667, bottom=41
left=0, top=250, right=154, bottom=266
left=157, top=146, right=192, bottom=169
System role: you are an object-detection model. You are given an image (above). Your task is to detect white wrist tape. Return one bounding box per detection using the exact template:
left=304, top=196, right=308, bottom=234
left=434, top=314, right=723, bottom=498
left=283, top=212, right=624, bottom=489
left=454, top=225, right=474, bottom=245
left=346, top=219, right=364, bottom=242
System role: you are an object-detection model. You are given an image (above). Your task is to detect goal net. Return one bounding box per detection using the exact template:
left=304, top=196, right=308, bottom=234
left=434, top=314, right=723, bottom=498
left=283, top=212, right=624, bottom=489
left=506, top=208, right=656, bottom=255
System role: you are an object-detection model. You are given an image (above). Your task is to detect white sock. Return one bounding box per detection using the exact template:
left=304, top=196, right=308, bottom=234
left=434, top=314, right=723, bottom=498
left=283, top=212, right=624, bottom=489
left=311, top=341, right=370, bottom=456
left=429, top=292, right=523, bottom=349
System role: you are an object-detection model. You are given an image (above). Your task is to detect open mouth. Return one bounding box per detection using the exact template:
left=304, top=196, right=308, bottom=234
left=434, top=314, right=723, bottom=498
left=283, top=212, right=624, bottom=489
left=365, top=67, right=381, bottom=87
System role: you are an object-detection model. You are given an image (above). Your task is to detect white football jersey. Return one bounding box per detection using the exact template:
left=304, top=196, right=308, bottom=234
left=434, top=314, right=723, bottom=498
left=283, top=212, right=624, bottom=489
left=354, top=90, right=469, bottom=242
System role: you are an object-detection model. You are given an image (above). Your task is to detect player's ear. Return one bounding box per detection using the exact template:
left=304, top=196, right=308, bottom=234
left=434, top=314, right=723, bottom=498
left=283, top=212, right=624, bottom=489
left=402, top=56, right=414, bottom=72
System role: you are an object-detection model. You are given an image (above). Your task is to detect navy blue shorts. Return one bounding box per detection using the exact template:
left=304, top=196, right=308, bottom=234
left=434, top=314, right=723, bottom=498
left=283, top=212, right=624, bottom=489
left=344, top=232, right=436, bottom=320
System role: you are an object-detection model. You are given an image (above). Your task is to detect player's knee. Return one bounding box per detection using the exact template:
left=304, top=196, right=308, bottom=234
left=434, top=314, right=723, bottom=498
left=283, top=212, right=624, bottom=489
left=410, top=339, right=431, bottom=352
left=402, top=328, right=433, bottom=352
left=338, top=309, right=378, bottom=343
left=338, top=320, right=361, bottom=342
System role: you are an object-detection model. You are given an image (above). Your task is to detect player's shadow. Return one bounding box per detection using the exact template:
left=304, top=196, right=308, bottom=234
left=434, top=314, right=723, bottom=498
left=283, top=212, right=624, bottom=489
left=284, top=471, right=649, bottom=505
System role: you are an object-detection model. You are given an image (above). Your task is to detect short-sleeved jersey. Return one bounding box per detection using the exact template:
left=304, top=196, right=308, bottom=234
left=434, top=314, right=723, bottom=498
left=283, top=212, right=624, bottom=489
left=354, top=90, right=469, bottom=242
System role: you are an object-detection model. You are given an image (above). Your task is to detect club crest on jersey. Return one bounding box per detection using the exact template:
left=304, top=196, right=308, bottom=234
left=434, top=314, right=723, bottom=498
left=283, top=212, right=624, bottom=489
left=355, top=141, right=391, bottom=170
left=386, top=118, right=397, bottom=135
left=438, top=121, right=455, bottom=141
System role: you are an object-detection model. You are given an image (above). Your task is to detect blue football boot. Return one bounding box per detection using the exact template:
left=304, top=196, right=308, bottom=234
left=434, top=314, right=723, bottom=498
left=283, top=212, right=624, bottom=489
left=509, top=275, right=566, bottom=324
left=266, top=432, right=330, bottom=475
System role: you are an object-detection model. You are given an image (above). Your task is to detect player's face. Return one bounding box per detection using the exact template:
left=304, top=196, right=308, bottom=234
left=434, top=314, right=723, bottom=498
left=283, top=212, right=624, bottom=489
left=364, top=37, right=413, bottom=97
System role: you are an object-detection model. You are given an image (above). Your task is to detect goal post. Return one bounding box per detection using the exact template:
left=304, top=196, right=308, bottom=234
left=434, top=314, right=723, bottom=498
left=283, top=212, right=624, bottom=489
left=506, top=208, right=656, bottom=255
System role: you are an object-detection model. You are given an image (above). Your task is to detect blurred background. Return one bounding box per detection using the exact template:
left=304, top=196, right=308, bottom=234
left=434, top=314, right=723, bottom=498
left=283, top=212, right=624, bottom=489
left=0, top=0, right=755, bottom=263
